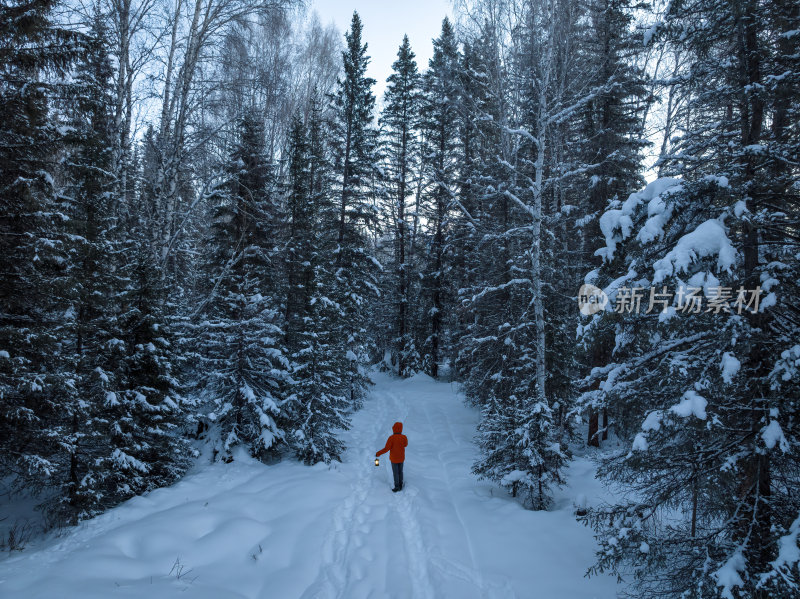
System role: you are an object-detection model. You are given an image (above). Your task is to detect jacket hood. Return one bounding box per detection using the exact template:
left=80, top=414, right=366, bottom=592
left=392, top=422, right=403, bottom=434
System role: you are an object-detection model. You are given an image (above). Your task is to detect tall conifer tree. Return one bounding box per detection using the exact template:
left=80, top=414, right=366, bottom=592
left=580, top=0, right=800, bottom=594
left=284, top=108, right=350, bottom=464
left=200, top=112, right=289, bottom=461
left=380, top=35, right=422, bottom=377
left=420, top=18, right=460, bottom=379
left=328, top=11, right=380, bottom=403
left=0, top=0, right=82, bottom=502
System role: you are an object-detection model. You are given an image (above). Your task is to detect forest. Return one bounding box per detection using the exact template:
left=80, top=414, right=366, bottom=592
left=1, top=0, right=798, bottom=596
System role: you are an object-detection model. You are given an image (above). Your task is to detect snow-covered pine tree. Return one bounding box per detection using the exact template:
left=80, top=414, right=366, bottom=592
left=448, top=37, right=493, bottom=368
left=104, top=229, right=190, bottom=503
left=284, top=108, right=350, bottom=464
left=419, top=18, right=461, bottom=379
left=575, top=0, right=649, bottom=447
left=454, top=24, right=517, bottom=411
left=474, top=392, right=567, bottom=510
left=284, top=114, right=314, bottom=357
left=473, top=395, right=522, bottom=491
left=379, top=35, right=422, bottom=377
left=0, top=0, right=83, bottom=505
left=579, top=0, right=800, bottom=594
left=99, top=126, right=190, bottom=502
left=52, top=12, right=128, bottom=521
left=197, top=111, right=289, bottom=461
left=327, top=11, right=380, bottom=404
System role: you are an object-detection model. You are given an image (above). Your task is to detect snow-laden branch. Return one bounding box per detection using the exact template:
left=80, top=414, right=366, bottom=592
left=502, top=126, right=540, bottom=149
left=546, top=78, right=620, bottom=126
left=469, top=278, right=532, bottom=304
left=503, top=190, right=535, bottom=219
left=577, top=331, right=713, bottom=394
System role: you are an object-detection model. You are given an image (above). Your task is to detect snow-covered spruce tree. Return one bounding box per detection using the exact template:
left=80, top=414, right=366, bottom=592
left=106, top=224, right=190, bottom=502
left=198, top=111, right=289, bottom=461
left=99, top=129, right=190, bottom=502
left=0, top=0, right=83, bottom=503
left=448, top=39, right=486, bottom=350
left=449, top=33, right=507, bottom=376
left=283, top=109, right=350, bottom=464
left=378, top=35, right=422, bottom=377
left=454, top=25, right=518, bottom=411
left=473, top=395, right=522, bottom=490
left=51, top=13, right=132, bottom=521
left=327, top=11, right=380, bottom=405
left=474, top=392, right=568, bottom=509
left=575, top=0, right=649, bottom=447
left=510, top=0, right=585, bottom=481
left=579, top=0, right=800, bottom=593
left=284, top=114, right=314, bottom=361
left=419, top=18, right=461, bottom=379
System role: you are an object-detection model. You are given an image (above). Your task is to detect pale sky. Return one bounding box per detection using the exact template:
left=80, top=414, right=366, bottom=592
left=309, top=0, right=455, bottom=100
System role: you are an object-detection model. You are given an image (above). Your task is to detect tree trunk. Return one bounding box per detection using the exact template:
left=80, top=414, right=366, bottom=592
left=587, top=408, right=600, bottom=448
left=601, top=407, right=608, bottom=441
left=734, top=0, right=771, bottom=582
left=397, top=116, right=408, bottom=377
left=530, top=35, right=551, bottom=404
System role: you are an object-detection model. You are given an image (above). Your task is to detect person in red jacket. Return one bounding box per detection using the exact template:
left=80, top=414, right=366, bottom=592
left=376, top=422, right=408, bottom=492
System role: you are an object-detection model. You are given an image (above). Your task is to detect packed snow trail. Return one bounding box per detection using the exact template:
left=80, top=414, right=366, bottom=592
left=0, top=372, right=618, bottom=598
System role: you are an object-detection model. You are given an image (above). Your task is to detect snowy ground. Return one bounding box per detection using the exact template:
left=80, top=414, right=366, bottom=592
left=0, top=372, right=619, bottom=598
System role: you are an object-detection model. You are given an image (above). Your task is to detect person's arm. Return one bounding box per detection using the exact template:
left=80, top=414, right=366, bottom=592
left=402, top=435, right=408, bottom=448
left=376, top=436, right=393, bottom=456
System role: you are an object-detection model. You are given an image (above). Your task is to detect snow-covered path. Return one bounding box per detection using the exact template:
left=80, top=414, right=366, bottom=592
left=0, top=372, right=619, bottom=598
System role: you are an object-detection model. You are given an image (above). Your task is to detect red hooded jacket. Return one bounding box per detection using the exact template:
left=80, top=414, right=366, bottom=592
left=376, top=422, right=408, bottom=463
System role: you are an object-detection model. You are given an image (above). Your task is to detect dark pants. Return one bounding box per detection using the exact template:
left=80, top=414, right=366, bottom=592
left=391, top=462, right=404, bottom=489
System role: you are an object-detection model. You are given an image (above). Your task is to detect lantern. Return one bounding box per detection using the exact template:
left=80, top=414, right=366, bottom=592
left=374, top=457, right=380, bottom=467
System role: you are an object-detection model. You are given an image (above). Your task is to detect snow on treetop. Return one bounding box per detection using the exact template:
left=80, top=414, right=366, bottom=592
left=628, top=410, right=664, bottom=455
left=636, top=191, right=674, bottom=245
left=702, top=174, right=729, bottom=188
left=761, top=514, right=800, bottom=587
left=687, top=270, right=720, bottom=299
left=772, top=344, right=800, bottom=384
left=593, top=178, right=740, bottom=285
left=631, top=432, right=649, bottom=452
left=241, top=383, right=256, bottom=402
left=111, top=448, right=150, bottom=473
left=761, top=292, right=777, bottom=310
